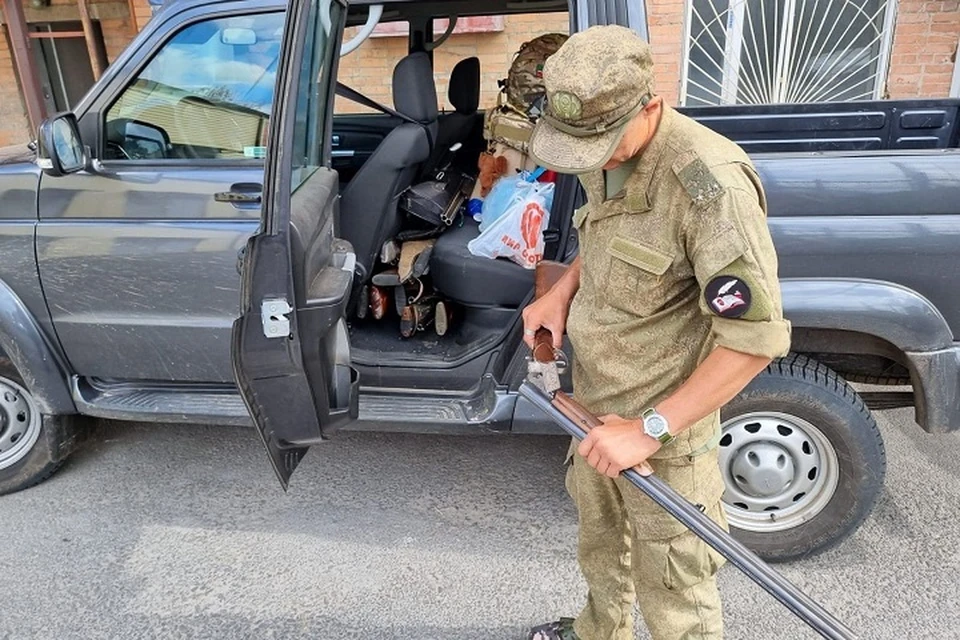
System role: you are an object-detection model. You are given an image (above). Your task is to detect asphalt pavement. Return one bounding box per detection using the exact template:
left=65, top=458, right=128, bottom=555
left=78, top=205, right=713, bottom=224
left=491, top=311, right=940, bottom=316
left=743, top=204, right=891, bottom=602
left=1, top=406, right=958, bottom=639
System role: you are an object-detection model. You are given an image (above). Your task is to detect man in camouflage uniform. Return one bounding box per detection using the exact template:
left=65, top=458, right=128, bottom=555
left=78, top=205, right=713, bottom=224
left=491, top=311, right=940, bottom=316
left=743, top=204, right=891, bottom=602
left=521, top=26, right=791, bottom=640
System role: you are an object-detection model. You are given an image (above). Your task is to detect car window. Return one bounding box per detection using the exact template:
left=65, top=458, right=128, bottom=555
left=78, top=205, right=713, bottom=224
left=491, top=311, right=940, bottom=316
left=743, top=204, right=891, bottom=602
left=104, top=12, right=285, bottom=161
left=334, top=21, right=410, bottom=115
left=290, top=0, right=341, bottom=190
left=431, top=12, right=570, bottom=112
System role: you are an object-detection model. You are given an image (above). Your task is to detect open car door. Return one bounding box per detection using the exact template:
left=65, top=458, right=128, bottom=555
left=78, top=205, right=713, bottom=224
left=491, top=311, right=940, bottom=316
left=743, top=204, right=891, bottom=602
left=232, top=0, right=358, bottom=490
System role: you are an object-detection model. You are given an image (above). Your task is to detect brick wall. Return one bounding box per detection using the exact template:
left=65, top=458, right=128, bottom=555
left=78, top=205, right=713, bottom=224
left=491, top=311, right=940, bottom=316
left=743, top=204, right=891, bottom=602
left=335, top=8, right=686, bottom=114
left=0, top=30, right=30, bottom=147
left=336, top=12, right=572, bottom=115
left=130, top=0, right=152, bottom=32
left=648, top=0, right=685, bottom=106
left=0, top=0, right=147, bottom=147
left=886, top=0, right=960, bottom=98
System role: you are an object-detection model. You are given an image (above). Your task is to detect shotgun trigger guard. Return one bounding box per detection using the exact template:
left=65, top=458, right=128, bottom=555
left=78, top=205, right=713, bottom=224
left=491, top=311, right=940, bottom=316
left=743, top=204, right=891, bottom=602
left=553, top=349, right=568, bottom=374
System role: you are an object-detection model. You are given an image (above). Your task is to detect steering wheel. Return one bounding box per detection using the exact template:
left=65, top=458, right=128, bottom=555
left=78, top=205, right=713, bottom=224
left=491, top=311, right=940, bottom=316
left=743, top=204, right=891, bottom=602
left=106, top=141, right=133, bottom=160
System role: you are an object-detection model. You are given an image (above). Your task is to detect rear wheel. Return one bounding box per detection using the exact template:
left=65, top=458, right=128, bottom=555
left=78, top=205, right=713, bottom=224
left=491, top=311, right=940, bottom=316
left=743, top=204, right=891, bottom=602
left=720, top=354, right=886, bottom=562
left=0, top=359, right=82, bottom=496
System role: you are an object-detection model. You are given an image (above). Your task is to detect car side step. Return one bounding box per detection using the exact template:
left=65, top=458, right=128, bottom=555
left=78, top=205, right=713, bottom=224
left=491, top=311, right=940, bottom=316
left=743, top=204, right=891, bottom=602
left=347, top=377, right=517, bottom=434
left=72, top=378, right=252, bottom=426
left=72, top=374, right=519, bottom=433
left=359, top=394, right=468, bottom=422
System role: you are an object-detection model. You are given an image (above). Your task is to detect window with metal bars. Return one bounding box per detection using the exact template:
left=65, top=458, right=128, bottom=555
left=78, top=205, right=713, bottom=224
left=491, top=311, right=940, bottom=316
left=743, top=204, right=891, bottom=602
left=680, top=0, right=896, bottom=106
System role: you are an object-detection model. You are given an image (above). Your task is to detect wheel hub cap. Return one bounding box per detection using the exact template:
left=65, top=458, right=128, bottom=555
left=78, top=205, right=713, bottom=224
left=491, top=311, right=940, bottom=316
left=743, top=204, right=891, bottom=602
left=730, top=442, right=795, bottom=497
left=0, top=377, right=42, bottom=470
left=719, top=412, right=840, bottom=533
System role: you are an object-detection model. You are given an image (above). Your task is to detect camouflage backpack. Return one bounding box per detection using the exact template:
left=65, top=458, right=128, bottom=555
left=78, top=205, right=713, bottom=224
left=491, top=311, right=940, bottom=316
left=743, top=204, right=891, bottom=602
left=505, top=33, right=569, bottom=115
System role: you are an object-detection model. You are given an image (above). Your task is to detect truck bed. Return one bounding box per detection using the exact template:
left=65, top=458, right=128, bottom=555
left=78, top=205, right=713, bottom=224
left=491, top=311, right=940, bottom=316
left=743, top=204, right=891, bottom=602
left=679, top=99, right=960, bottom=153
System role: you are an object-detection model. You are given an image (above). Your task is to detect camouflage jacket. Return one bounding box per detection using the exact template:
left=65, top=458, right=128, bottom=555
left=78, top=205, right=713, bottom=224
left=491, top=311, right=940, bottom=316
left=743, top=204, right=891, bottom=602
left=567, top=106, right=791, bottom=459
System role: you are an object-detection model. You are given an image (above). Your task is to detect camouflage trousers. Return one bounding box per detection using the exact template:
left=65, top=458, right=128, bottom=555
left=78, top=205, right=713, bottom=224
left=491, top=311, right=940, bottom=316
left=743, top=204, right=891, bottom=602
left=564, top=440, right=728, bottom=640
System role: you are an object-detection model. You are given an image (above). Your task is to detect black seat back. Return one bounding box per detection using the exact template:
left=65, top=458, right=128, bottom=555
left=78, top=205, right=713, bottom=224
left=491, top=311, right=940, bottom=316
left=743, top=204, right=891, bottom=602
left=425, top=57, right=482, bottom=177
left=339, top=52, right=438, bottom=281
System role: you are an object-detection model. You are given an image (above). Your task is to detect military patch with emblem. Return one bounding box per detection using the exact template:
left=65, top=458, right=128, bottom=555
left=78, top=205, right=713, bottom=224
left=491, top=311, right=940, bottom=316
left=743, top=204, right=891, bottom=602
left=551, top=91, right=583, bottom=121
left=705, top=275, right=752, bottom=318
left=676, top=157, right=723, bottom=204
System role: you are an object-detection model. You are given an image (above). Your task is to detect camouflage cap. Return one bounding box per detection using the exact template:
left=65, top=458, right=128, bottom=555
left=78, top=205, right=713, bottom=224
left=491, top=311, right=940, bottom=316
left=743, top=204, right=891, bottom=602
left=530, top=25, right=655, bottom=174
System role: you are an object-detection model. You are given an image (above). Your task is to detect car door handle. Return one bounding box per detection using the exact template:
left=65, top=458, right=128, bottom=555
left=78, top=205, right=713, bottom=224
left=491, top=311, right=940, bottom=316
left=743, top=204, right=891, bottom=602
left=215, top=183, right=262, bottom=207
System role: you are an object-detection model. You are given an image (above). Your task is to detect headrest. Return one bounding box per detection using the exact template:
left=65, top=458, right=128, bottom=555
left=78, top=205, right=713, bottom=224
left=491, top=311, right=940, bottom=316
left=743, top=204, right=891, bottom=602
left=393, top=52, right=438, bottom=124
left=448, top=57, right=480, bottom=115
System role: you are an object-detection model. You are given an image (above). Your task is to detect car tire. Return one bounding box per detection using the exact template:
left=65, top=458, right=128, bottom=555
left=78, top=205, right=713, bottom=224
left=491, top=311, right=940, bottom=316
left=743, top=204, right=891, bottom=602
left=0, top=358, right=83, bottom=496
left=719, top=353, right=886, bottom=562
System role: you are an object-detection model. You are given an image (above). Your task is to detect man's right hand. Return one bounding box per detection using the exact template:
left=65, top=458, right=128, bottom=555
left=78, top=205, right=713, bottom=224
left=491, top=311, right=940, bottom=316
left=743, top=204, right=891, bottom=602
left=522, top=288, right=572, bottom=350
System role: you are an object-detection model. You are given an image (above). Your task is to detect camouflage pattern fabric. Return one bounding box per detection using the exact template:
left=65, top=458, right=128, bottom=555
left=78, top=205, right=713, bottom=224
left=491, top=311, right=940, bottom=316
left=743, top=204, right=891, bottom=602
left=567, top=106, right=790, bottom=640
left=560, top=105, right=790, bottom=639
left=530, top=26, right=656, bottom=174
left=506, top=33, right=569, bottom=114
left=527, top=25, right=790, bottom=639
left=565, top=440, right=728, bottom=640
left=568, top=105, right=791, bottom=461
left=483, top=101, right=536, bottom=154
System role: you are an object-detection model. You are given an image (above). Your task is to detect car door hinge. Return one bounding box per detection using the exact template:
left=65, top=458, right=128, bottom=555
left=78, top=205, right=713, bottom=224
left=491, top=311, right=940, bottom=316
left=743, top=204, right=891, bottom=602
left=261, top=299, right=292, bottom=338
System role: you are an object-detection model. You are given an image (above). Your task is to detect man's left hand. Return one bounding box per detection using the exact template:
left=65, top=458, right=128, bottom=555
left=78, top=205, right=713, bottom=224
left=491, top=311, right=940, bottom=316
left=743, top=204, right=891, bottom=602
left=578, top=414, right=660, bottom=478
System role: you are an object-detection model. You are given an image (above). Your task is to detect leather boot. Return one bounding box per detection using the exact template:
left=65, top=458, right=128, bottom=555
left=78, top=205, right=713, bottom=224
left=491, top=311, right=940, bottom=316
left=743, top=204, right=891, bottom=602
left=368, top=285, right=390, bottom=320
left=400, top=301, right=435, bottom=338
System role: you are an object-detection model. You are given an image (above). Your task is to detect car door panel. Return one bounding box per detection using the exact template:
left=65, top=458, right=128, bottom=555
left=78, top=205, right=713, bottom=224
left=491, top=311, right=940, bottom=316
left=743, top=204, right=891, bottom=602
left=36, top=166, right=260, bottom=382
left=37, top=8, right=286, bottom=383
left=232, top=0, right=352, bottom=488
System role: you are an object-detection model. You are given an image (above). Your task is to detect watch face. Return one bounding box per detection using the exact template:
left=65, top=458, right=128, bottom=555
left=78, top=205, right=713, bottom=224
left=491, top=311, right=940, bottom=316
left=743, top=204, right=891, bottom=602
left=646, top=414, right=668, bottom=436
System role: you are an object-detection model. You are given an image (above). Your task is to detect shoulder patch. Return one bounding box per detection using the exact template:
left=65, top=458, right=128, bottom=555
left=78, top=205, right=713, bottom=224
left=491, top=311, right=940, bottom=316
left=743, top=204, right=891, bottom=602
left=674, top=156, right=723, bottom=204
left=702, top=258, right=774, bottom=322
left=705, top=275, right=751, bottom=318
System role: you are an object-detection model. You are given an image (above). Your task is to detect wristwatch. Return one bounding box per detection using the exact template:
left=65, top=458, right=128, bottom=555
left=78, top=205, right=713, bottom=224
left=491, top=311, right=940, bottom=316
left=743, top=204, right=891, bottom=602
left=641, top=408, right=675, bottom=446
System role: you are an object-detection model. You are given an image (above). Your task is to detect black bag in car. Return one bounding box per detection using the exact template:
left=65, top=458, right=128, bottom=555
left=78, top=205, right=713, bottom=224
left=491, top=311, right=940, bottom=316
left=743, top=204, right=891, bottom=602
left=397, top=172, right=473, bottom=241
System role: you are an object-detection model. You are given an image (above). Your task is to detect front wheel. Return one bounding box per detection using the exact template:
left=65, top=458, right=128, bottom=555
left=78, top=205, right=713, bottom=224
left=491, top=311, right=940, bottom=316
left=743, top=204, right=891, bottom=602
left=0, top=359, right=83, bottom=496
left=720, top=353, right=886, bottom=562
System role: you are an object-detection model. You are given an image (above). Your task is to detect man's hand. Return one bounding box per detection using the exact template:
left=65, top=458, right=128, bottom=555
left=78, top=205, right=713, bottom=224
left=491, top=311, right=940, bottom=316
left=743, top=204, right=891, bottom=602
left=522, top=257, right=580, bottom=350
left=578, top=414, right=660, bottom=478
left=522, top=287, right=572, bottom=350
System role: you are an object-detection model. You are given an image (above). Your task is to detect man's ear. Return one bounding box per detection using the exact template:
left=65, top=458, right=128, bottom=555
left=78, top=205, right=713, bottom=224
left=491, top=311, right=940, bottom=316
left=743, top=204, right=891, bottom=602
left=645, top=95, right=664, bottom=113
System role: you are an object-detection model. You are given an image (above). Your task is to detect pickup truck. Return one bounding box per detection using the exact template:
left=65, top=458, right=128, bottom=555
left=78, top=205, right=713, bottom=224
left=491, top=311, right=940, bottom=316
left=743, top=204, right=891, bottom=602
left=2, top=0, right=959, bottom=564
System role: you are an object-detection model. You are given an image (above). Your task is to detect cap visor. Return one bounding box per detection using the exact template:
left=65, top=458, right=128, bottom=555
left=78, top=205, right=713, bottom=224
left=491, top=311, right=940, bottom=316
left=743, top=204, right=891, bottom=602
left=529, top=120, right=626, bottom=174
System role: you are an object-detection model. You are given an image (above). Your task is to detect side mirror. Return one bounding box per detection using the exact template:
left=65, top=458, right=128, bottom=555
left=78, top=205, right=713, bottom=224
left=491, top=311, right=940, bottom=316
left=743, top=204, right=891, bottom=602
left=36, top=113, right=87, bottom=177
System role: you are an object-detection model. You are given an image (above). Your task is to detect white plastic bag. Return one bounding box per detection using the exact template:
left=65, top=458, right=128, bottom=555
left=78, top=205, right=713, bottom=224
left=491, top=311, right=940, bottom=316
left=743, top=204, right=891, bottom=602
left=468, top=181, right=553, bottom=269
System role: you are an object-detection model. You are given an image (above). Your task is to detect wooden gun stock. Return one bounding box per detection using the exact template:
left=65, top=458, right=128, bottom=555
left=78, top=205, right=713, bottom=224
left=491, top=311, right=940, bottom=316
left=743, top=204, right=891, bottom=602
left=532, top=260, right=569, bottom=364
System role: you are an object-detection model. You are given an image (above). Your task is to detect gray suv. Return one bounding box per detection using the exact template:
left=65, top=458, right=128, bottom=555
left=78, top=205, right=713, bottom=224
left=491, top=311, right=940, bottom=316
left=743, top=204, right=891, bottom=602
left=3, top=0, right=960, bottom=564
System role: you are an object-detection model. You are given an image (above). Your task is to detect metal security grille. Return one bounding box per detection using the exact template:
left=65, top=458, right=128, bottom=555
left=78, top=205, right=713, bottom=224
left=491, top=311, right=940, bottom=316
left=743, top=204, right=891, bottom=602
left=681, top=0, right=897, bottom=105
